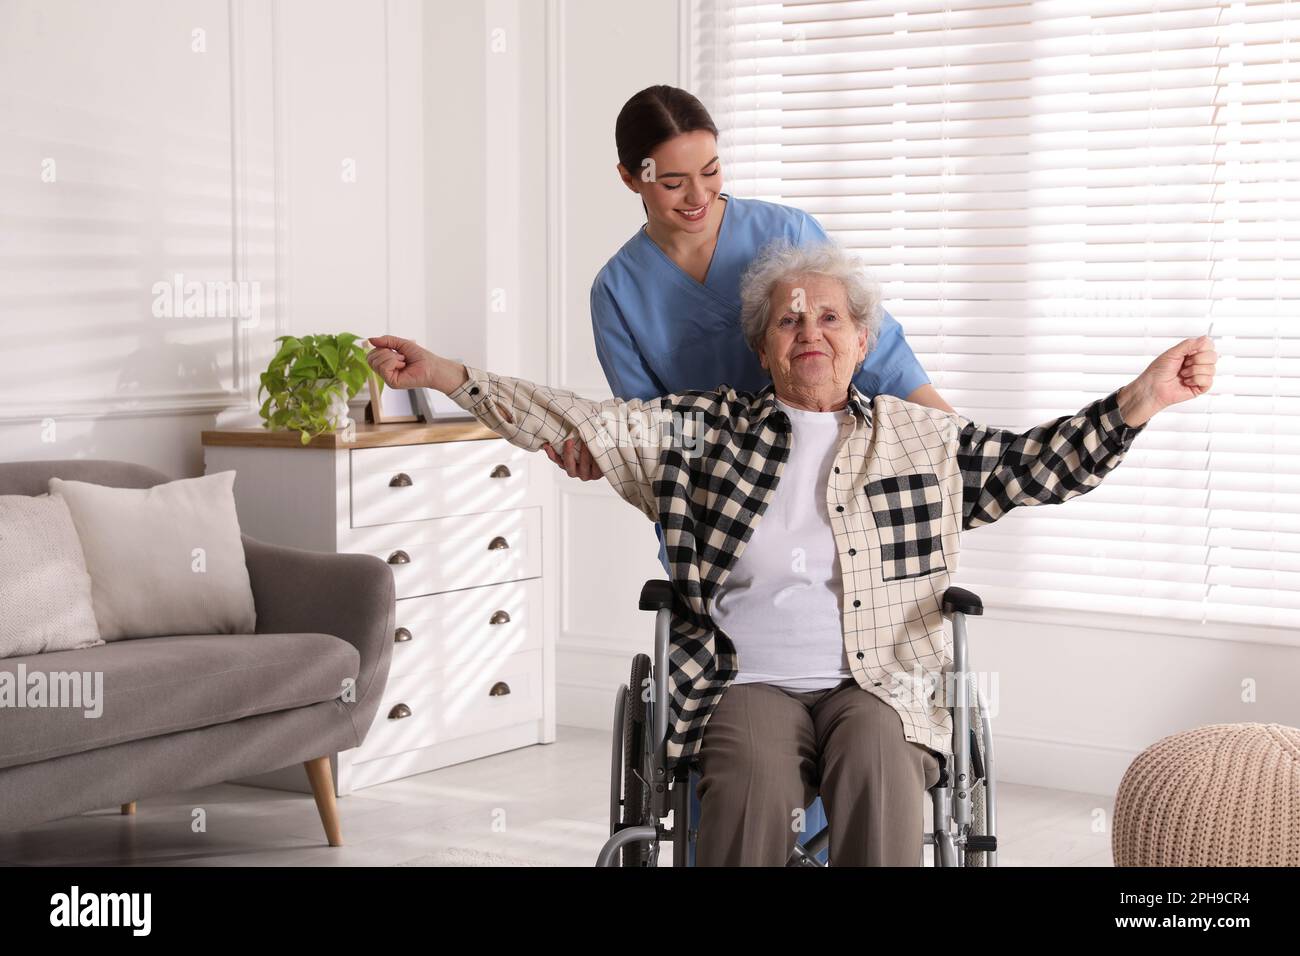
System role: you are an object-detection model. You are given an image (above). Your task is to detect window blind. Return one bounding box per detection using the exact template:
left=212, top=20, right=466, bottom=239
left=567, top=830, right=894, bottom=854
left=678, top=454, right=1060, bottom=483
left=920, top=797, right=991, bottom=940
left=691, top=0, right=1299, bottom=630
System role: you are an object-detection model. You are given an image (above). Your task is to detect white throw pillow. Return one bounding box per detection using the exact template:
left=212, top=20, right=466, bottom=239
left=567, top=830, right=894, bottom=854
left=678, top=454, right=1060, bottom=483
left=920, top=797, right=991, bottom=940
left=0, top=494, right=104, bottom=658
left=49, top=471, right=257, bottom=641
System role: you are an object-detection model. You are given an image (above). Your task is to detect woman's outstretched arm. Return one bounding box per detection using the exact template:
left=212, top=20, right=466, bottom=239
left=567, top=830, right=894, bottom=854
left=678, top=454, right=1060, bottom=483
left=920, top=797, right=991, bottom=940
left=956, top=336, right=1216, bottom=530
left=367, top=335, right=667, bottom=522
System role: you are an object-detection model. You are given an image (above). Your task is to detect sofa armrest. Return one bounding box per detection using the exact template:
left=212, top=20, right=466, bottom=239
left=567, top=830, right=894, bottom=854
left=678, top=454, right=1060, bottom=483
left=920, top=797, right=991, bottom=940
left=241, top=534, right=396, bottom=747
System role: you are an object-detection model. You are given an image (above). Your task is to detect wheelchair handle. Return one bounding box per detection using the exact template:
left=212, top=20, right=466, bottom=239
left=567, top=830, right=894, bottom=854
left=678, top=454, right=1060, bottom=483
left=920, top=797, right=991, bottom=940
left=639, top=580, right=673, bottom=611
left=942, top=586, right=983, bottom=616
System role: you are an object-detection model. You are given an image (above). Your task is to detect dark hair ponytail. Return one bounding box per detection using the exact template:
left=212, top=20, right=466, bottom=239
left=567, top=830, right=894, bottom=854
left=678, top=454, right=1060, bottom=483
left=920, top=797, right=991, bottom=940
left=615, top=85, right=719, bottom=182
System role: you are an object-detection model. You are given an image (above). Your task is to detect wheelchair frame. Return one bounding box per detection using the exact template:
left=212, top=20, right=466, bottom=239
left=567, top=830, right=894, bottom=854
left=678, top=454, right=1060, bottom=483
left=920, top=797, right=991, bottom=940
left=595, top=580, right=999, bottom=867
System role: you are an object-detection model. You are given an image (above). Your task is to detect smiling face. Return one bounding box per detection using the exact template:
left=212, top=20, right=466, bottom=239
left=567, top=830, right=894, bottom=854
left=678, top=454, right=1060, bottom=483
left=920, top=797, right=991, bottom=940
left=757, top=273, right=869, bottom=409
left=618, top=129, right=723, bottom=234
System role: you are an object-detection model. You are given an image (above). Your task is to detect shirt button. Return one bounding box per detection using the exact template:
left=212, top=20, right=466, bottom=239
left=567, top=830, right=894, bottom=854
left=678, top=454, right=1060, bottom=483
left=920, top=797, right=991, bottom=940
left=848, top=548, right=856, bottom=556
left=853, top=599, right=861, bottom=608
left=833, top=466, right=840, bottom=474
left=836, top=505, right=844, bottom=513
left=469, top=386, right=480, bottom=395
left=856, top=651, right=865, bottom=660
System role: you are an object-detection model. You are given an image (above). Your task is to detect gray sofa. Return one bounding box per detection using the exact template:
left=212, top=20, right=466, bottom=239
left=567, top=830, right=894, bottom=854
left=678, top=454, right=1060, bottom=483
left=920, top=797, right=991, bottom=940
left=0, top=460, right=395, bottom=845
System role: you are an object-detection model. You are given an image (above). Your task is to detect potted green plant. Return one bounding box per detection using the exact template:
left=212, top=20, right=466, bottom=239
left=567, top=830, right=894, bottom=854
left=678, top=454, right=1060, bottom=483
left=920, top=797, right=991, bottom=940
left=258, top=332, right=378, bottom=445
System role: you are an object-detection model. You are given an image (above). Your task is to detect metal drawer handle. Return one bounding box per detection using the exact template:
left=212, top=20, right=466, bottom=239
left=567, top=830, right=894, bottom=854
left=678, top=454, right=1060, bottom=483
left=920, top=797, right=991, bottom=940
left=489, top=610, right=511, bottom=625
left=387, top=550, right=411, bottom=565
left=489, top=682, right=511, bottom=697
left=490, top=464, right=512, bottom=479
left=487, top=536, right=510, bottom=551
left=389, top=472, right=413, bottom=487
left=388, top=703, right=412, bottom=720
left=394, top=627, right=413, bottom=643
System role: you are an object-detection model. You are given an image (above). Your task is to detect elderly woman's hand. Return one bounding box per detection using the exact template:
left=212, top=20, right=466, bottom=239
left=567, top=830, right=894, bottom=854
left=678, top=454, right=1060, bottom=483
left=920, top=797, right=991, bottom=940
left=365, top=335, right=469, bottom=394
left=542, top=437, right=604, bottom=481
left=1117, top=335, right=1218, bottom=427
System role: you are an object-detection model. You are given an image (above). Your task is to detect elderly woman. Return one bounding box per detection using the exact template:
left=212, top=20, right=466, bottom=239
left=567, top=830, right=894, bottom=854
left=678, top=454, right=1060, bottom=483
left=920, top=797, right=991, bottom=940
left=367, top=239, right=1217, bottom=867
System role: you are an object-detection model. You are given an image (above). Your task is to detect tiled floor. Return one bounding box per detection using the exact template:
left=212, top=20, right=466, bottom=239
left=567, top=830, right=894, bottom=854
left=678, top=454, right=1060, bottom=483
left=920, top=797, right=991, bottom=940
left=0, top=727, right=1114, bottom=866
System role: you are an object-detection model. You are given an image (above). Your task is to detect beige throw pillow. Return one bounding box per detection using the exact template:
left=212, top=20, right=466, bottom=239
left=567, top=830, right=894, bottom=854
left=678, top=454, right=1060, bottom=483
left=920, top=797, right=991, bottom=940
left=0, top=494, right=104, bottom=657
left=49, top=471, right=257, bottom=641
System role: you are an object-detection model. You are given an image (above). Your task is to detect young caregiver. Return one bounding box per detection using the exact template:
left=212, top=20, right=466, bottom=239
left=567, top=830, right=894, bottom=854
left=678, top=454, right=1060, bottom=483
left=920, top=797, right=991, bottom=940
left=542, top=85, right=956, bottom=573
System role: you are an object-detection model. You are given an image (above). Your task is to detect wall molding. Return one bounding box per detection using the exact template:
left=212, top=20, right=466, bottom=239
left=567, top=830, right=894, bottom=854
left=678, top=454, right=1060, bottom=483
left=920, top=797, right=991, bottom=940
left=678, top=0, right=693, bottom=89
left=0, top=396, right=254, bottom=425
left=270, top=0, right=292, bottom=377
left=561, top=636, right=647, bottom=658
left=979, top=602, right=1300, bottom=651
left=230, top=0, right=251, bottom=403
left=545, top=0, right=577, bottom=690
left=546, top=0, right=568, bottom=393
left=385, top=0, right=424, bottom=342
left=1, top=0, right=275, bottom=425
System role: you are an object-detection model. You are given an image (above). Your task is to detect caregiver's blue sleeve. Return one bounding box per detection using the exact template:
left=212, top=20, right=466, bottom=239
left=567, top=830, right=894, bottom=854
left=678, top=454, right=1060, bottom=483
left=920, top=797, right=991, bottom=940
left=591, top=279, right=666, bottom=403
left=798, top=210, right=931, bottom=401
left=798, top=209, right=831, bottom=245
left=865, top=307, right=931, bottom=400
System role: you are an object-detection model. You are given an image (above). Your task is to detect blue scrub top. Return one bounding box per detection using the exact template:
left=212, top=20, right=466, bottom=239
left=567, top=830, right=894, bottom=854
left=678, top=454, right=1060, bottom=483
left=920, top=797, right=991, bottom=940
left=588, top=193, right=931, bottom=573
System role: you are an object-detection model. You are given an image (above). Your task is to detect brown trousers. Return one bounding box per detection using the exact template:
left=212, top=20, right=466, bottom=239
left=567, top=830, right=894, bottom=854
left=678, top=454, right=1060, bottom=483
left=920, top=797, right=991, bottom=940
left=694, top=678, right=941, bottom=866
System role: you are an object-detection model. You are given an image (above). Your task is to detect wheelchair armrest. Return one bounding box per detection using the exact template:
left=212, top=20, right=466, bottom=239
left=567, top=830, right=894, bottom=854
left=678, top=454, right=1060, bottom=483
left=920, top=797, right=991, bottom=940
left=639, top=579, right=674, bottom=611
left=942, top=586, right=984, bottom=616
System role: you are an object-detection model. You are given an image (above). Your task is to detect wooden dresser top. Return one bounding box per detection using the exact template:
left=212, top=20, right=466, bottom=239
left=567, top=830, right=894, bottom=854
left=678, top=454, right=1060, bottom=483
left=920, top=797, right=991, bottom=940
left=201, top=421, right=501, bottom=449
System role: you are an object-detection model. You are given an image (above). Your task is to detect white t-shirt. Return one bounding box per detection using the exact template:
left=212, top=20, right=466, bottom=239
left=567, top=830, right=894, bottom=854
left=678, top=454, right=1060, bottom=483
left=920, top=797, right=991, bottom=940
left=708, top=395, right=853, bottom=692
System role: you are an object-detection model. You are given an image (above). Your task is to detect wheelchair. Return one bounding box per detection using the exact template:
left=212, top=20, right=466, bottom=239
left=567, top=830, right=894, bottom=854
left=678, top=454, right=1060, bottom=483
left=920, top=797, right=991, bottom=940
left=595, top=580, right=999, bottom=867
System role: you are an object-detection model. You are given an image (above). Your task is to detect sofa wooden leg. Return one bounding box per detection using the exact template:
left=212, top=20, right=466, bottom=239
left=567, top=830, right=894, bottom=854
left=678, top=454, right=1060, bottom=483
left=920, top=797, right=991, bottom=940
left=121, top=802, right=136, bottom=815
left=304, top=756, right=342, bottom=847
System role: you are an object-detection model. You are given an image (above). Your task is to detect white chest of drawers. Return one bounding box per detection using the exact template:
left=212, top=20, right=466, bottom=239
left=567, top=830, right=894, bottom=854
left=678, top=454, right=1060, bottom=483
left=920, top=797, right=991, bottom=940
left=201, top=421, right=556, bottom=796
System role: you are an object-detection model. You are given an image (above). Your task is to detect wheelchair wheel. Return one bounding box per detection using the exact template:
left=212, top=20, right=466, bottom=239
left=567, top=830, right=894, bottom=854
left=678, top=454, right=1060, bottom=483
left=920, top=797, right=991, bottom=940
left=965, top=723, right=990, bottom=867
left=620, top=653, right=653, bottom=866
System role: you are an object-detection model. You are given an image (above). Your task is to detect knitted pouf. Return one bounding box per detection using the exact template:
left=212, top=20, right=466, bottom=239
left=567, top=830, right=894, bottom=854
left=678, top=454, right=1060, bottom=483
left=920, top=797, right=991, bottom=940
left=1112, top=722, right=1300, bottom=867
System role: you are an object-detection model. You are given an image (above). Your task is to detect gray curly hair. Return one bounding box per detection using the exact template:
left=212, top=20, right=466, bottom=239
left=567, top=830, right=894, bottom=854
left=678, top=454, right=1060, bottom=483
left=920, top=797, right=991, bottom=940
left=738, top=238, right=883, bottom=359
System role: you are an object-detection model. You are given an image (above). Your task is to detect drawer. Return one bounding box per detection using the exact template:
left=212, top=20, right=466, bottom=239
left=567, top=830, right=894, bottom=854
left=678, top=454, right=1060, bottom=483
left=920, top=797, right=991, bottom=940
left=435, top=648, right=543, bottom=742
left=354, top=683, right=440, bottom=765
left=355, top=649, right=544, bottom=764
left=389, top=579, right=543, bottom=681
left=349, top=440, right=541, bottom=528
left=346, top=506, right=542, bottom=600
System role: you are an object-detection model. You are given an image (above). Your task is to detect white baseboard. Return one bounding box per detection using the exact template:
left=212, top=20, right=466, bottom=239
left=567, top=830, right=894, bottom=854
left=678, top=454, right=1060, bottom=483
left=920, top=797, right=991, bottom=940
left=558, top=681, right=620, bottom=733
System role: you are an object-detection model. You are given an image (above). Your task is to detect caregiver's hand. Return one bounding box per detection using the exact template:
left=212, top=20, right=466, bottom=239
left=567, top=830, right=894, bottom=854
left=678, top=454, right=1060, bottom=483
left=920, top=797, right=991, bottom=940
left=1116, top=335, right=1218, bottom=428
left=366, top=335, right=464, bottom=392
left=542, top=437, right=604, bottom=481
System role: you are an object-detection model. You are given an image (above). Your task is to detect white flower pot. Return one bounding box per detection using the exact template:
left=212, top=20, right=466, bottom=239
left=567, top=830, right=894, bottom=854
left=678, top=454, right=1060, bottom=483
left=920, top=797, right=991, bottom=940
left=315, top=379, right=353, bottom=430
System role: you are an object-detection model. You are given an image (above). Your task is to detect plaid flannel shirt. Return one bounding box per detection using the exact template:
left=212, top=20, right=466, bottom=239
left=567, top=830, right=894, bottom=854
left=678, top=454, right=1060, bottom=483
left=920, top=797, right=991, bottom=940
left=447, top=365, right=1147, bottom=770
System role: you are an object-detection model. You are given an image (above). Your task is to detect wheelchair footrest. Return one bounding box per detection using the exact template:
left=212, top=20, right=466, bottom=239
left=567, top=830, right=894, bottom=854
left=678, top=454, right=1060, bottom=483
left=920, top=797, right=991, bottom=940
left=965, top=836, right=998, bottom=851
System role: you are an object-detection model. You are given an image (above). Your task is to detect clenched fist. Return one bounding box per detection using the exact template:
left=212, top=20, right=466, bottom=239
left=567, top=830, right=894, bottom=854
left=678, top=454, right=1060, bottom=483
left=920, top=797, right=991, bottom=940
left=365, top=336, right=465, bottom=393
left=1118, top=335, right=1218, bottom=427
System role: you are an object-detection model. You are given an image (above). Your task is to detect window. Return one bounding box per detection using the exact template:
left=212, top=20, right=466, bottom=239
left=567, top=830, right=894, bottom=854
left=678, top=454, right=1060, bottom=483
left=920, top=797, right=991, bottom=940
left=691, top=0, right=1299, bottom=630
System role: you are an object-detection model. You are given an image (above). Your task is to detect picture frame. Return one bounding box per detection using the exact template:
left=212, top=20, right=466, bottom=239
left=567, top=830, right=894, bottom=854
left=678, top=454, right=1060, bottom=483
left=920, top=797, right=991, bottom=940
left=366, top=373, right=421, bottom=424
left=412, top=384, right=475, bottom=422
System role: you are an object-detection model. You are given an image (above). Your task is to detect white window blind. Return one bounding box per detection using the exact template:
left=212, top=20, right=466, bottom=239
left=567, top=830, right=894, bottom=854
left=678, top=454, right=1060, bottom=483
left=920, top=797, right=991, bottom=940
left=691, top=0, right=1299, bottom=630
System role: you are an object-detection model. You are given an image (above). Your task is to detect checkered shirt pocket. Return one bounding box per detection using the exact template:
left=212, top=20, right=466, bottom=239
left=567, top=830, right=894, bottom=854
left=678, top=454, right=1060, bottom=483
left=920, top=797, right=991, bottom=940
left=865, top=472, right=948, bottom=582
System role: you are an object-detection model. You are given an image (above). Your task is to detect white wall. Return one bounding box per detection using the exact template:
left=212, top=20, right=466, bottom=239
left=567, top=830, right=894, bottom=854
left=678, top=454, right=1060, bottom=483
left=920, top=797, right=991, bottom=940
left=539, top=0, right=689, bottom=743
left=0, top=0, right=425, bottom=477
left=419, top=0, right=676, bottom=771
